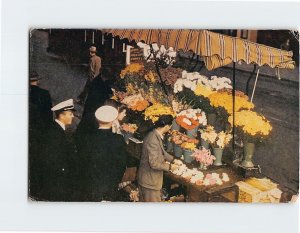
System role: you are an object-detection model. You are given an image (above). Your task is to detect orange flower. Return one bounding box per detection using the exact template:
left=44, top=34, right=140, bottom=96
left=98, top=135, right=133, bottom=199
left=175, top=115, right=200, bottom=130
left=131, top=100, right=149, bottom=111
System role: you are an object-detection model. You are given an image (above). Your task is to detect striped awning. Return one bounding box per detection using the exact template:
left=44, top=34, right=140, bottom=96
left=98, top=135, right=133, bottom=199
left=101, top=29, right=295, bottom=70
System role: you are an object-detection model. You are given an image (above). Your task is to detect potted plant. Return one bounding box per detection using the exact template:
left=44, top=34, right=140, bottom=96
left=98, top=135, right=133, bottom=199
left=181, top=142, right=197, bottom=163
left=228, top=110, right=272, bottom=168
left=199, top=125, right=218, bottom=149
left=210, top=130, right=233, bottom=166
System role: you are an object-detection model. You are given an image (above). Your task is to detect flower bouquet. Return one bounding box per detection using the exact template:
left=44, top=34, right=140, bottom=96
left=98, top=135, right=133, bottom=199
left=175, top=109, right=207, bottom=137
left=170, top=130, right=198, bottom=158
left=192, top=148, right=216, bottom=170
left=211, top=130, right=233, bottom=166
left=199, top=125, right=218, bottom=148
left=121, top=94, right=149, bottom=112
left=121, top=123, right=138, bottom=143
left=121, top=123, right=138, bottom=134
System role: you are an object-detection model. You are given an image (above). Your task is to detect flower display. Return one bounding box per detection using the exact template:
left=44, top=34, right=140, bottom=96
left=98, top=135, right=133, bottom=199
left=121, top=94, right=149, bottom=111
left=214, top=131, right=233, bottom=149
left=171, top=164, right=230, bottom=186
left=144, top=103, right=175, bottom=123
left=181, top=142, right=197, bottom=151
left=120, top=63, right=144, bottom=79
left=159, top=66, right=183, bottom=87
left=193, top=148, right=216, bottom=166
left=194, top=83, right=216, bottom=98
left=208, top=91, right=255, bottom=114
left=144, top=71, right=157, bottom=83
left=228, top=110, right=272, bottom=141
left=170, top=130, right=199, bottom=145
left=121, top=123, right=138, bottom=134
left=175, top=109, right=207, bottom=130
left=199, top=125, right=218, bottom=143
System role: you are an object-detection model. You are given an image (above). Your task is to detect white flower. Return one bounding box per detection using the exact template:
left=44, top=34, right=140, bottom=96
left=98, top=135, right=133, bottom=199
left=152, top=43, right=159, bottom=51
left=222, top=173, right=230, bottom=182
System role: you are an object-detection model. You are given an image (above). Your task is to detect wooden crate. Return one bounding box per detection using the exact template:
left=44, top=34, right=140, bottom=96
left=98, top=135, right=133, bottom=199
left=236, top=178, right=282, bottom=203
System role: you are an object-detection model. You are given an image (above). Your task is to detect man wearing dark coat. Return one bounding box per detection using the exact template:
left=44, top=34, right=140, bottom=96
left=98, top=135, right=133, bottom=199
left=28, top=71, right=53, bottom=199
left=80, top=106, right=127, bottom=201
left=37, top=99, right=76, bottom=201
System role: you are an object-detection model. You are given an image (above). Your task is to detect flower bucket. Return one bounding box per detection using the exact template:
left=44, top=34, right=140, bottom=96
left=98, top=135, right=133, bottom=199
left=171, top=120, right=181, bottom=131
left=186, top=126, right=199, bottom=138
left=124, top=132, right=133, bottom=144
left=207, top=113, right=217, bottom=126
left=213, top=147, right=224, bottom=166
left=241, top=142, right=255, bottom=168
left=199, top=163, right=207, bottom=170
left=200, top=139, right=210, bottom=149
left=173, top=144, right=183, bottom=158
left=183, top=149, right=194, bottom=163
left=166, top=138, right=173, bottom=153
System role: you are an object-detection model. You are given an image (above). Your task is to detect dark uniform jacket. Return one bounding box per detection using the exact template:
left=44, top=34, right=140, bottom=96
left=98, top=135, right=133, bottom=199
left=81, top=129, right=127, bottom=201
left=38, top=122, right=76, bottom=201
left=28, top=85, right=52, bottom=199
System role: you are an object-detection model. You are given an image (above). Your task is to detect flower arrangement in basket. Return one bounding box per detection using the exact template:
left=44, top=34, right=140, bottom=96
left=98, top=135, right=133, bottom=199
left=228, top=110, right=272, bottom=143
left=175, top=109, right=207, bottom=130
left=144, top=103, right=175, bottom=123
left=192, top=148, right=216, bottom=169
left=121, top=123, right=138, bottom=134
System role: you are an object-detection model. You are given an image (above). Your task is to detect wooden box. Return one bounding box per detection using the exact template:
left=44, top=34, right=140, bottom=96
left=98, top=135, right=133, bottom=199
left=236, top=178, right=282, bottom=203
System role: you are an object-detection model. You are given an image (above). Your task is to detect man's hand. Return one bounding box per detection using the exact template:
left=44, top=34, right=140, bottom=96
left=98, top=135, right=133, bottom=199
left=170, top=163, right=179, bottom=172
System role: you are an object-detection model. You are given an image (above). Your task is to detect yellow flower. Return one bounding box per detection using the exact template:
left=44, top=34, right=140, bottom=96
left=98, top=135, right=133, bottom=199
left=181, top=142, right=196, bottom=151
left=228, top=110, right=272, bottom=137
left=144, top=103, right=175, bottom=123
left=111, top=95, right=118, bottom=101
left=120, top=63, right=144, bottom=79
left=144, top=71, right=157, bottom=83
left=208, top=92, right=254, bottom=114
left=126, top=83, right=137, bottom=95
left=194, top=83, right=215, bottom=97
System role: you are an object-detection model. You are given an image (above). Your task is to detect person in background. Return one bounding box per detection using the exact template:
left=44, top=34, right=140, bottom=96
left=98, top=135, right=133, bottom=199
left=38, top=99, right=77, bottom=201
left=29, top=71, right=53, bottom=200
left=82, top=106, right=127, bottom=201
left=77, top=46, right=102, bottom=104
left=138, top=115, right=182, bottom=202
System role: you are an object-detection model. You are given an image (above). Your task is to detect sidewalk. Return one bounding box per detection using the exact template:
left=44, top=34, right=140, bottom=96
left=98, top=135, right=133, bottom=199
left=225, top=62, right=299, bottom=83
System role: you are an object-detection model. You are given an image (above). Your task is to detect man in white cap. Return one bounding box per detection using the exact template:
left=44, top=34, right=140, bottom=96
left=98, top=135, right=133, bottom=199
left=79, top=105, right=127, bottom=201
left=37, top=99, right=77, bottom=201
left=77, top=46, right=102, bottom=104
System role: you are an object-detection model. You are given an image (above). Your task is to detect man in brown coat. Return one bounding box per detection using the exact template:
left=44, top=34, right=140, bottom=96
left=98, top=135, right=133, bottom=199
left=77, top=46, right=102, bottom=104
left=138, top=115, right=181, bottom=202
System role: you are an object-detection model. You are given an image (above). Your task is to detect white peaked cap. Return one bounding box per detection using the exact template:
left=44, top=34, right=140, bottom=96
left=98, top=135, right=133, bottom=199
left=51, top=99, right=75, bottom=112
left=95, top=106, right=118, bottom=122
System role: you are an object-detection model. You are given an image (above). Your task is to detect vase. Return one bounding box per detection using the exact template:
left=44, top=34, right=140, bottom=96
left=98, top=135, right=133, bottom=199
left=207, top=113, right=217, bottom=126
left=201, top=139, right=210, bottom=149
left=186, top=126, right=199, bottom=138
left=124, top=132, right=133, bottom=144
left=173, top=144, right=183, bottom=158
left=182, top=149, right=194, bottom=163
left=213, top=147, right=224, bottom=166
left=199, top=163, right=207, bottom=170
left=171, top=120, right=181, bottom=131
left=241, top=142, right=255, bottom=168
left=166, top=138, right=173, bottom=153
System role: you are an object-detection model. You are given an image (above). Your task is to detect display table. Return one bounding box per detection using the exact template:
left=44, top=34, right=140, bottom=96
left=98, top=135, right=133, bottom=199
left=127, top=139, right=242, bottom=202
